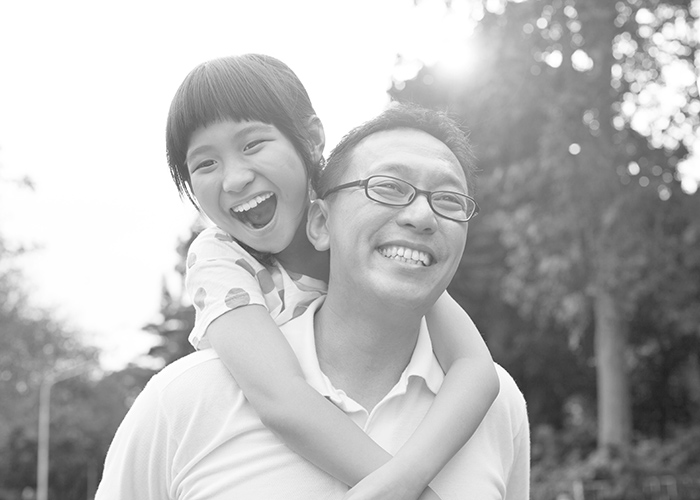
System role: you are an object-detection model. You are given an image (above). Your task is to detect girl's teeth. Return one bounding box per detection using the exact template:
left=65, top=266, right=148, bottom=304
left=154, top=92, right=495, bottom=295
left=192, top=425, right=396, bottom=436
left=233, top=193, right=273, bottom=213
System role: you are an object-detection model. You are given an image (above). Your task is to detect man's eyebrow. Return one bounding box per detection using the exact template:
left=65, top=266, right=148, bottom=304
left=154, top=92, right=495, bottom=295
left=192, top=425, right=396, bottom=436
left=374, top=163, right=466, bottom=189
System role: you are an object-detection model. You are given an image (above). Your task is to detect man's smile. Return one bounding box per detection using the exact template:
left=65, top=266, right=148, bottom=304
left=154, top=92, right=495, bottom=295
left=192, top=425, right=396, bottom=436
left=378, top=244, right=434, bottom=266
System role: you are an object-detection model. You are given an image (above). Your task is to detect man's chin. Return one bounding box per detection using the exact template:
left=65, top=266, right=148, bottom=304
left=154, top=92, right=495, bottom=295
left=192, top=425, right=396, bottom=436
left=368, top=281, right=438, bottom=311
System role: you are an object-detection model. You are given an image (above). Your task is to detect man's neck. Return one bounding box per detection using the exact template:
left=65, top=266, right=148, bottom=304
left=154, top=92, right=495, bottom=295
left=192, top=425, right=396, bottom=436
left=313, top=293, right=424, bottom=412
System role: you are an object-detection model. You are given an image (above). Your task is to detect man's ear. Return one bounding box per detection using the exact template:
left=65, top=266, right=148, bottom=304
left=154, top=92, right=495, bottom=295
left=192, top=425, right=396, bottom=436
left=307, top=199, right=330, bottom=251
left=307, top=115, right=325, bottom=164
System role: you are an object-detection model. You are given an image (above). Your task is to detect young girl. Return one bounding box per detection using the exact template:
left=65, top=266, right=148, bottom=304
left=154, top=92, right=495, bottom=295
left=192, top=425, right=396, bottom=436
left=166, top=54, right=499, bottom=500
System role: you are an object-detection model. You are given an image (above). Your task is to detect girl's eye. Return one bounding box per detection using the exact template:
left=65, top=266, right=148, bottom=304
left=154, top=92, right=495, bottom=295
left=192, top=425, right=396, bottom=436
left=244, top=139, right=267, bottom=152
left=191, top=159, right=216, bottom=173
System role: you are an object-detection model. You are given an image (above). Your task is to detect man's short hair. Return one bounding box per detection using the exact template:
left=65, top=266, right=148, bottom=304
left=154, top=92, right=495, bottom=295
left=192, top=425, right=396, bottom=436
left=315, top=103, right=476, bottom=197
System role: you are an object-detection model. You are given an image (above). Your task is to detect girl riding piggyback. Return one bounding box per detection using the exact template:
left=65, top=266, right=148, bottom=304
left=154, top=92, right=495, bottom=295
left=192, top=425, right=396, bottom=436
left=165, top=54, right=499, bottom=500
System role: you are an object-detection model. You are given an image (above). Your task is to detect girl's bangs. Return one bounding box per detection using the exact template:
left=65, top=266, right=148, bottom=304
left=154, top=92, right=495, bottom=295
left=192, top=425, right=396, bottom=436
left=172, top=70, right=284, bottom=158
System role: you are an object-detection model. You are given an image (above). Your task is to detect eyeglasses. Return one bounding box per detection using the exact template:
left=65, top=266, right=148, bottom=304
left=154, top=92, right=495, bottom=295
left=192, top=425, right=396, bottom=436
left=321, top=174, right=479, bottom=222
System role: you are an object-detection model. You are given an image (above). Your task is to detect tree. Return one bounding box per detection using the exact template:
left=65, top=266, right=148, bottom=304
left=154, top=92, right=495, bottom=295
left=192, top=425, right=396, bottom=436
left=0, top=171, right=108, bottom=499
left=143, top=220, right=201, bottom=366
left=1, top=365, right=155, bottom=500
left=391, top=0, right=700, bottom=460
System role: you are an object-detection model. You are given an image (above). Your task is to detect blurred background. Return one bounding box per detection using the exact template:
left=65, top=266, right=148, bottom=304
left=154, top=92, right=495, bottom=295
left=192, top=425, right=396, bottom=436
left=1, top=1, right=699, bottom=499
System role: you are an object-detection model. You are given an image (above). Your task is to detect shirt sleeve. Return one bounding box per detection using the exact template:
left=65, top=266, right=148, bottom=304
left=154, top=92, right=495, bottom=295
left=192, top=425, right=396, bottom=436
left=505, top=391, right=531, bottom=500
left=185, top=228, right=270, bottom=349
left=95, top=378, right=172, bottom=500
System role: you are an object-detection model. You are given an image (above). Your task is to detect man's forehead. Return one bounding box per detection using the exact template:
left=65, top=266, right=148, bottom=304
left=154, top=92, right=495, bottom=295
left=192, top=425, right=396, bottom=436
left=346, top=128, right=467, bottom=188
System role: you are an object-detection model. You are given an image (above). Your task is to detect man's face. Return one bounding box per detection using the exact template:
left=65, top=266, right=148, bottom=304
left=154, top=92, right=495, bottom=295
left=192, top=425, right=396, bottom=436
left=320, top=128, right=469, bottom=312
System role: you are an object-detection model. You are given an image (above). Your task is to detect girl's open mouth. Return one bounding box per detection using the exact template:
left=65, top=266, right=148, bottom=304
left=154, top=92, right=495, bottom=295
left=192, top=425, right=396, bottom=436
left=231, top=193, right=277, bottom=229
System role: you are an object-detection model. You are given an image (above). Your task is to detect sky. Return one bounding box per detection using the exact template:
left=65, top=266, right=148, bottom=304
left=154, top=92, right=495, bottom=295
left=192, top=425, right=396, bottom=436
left=0, top=0, right=464, bottom=370
left=1, top=1, right=699, bottom=371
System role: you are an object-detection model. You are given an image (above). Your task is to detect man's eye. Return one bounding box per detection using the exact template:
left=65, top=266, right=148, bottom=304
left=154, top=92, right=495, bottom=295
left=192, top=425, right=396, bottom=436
left=374, top=180, right=406, bottom=193
left=433, top=193, right=467, bottom=208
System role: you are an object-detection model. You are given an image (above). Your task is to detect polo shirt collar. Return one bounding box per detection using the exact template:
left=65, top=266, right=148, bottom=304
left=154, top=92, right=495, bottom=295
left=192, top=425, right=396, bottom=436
left=282, top=297, right=444, bottom=409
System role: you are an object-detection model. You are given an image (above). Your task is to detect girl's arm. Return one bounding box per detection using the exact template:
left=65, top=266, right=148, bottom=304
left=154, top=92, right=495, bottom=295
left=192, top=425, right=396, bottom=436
left=379, top=291, right=500, bottom=491
left=208, top=305, right=440, bottom=500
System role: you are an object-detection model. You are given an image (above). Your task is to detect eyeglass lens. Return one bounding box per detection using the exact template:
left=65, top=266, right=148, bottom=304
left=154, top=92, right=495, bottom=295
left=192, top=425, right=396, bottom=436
left=366, top=176, right=475, bottom=221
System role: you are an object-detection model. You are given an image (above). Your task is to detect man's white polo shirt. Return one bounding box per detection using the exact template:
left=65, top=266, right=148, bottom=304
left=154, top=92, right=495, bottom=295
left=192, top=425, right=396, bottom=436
left=96, top=297, right=530, bottom=500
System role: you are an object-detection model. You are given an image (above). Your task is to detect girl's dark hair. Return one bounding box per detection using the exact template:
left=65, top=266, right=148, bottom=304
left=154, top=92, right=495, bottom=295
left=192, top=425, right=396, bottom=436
left=166, top=54, right=320, bottom=207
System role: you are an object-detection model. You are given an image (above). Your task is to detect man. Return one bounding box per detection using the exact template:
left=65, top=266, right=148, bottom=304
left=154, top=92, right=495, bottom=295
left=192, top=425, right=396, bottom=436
left=96, top=104, right=530, bottom=499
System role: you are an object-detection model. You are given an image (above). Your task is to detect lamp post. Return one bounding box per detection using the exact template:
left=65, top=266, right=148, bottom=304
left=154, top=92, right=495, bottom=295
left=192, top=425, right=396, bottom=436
left=37, top=362, right=91, bottom=500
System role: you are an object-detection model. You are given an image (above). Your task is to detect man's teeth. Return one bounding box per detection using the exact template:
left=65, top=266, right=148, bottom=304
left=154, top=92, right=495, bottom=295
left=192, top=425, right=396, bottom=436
left=232, top=193, right=274, bottom=213
left=379, top=246, right=432, bottom=266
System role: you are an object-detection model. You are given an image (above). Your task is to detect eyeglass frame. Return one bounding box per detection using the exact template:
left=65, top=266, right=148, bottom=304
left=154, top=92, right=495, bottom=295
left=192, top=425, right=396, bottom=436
left=320, top=174, right=480, bottom=223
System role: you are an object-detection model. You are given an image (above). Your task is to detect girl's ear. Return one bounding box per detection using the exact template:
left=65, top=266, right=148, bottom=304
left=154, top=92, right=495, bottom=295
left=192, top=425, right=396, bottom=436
left=306, top=199, right=331, bottom=251
left=307, top=115, right=325, bottom=164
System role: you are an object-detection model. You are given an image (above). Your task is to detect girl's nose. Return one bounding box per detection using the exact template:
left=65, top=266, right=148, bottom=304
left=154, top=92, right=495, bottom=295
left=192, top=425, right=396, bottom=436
left=395, top=194, right=438, bottom=234
left=222, top=164, right=255, bottom=193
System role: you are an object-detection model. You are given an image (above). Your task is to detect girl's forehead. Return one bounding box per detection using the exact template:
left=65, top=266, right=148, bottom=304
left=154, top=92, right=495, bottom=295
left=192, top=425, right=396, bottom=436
left=188, top=120, right=277, bottom=146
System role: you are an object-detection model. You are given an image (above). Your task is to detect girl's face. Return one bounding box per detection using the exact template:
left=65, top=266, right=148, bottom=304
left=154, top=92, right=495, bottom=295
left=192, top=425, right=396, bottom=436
left=186, top=119, right=309, bottom=254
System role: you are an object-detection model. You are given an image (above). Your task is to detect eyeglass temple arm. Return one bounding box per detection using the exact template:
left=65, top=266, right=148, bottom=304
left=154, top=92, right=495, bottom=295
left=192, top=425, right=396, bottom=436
left=321, top=179, right=367, bottom=199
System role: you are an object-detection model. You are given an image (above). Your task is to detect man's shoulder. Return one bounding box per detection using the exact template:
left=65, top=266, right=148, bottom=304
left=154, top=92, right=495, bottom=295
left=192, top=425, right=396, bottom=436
left=493, top=364, right=528, bottom=422
left=144, top=349, right=234, bottom=396
left=494, top=364, right=522, bottom=395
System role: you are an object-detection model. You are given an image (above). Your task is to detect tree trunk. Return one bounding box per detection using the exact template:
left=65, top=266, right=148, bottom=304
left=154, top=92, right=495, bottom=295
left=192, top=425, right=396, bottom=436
left=685, top=352, right=700, bottom=421
left=594, top=287, right=632, bottom=458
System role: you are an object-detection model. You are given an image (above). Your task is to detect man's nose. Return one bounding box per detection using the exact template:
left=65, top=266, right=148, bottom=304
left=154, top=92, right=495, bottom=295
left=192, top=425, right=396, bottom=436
left=395, top=194, right=438, bottom=234
left=221, top=163, right=255, bottom=193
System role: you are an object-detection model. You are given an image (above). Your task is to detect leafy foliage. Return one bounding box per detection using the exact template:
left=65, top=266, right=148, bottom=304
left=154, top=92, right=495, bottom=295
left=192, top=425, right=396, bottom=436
left=0, top=174, right=155, bottom=499
left=143, top=222, right=200, bottom=367
left=392, top=0, right=700, bottom=466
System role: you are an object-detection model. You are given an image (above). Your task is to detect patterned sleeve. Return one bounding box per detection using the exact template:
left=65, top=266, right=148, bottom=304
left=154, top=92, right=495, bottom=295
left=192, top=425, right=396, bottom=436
left=185, top=227, right=271, bottom=350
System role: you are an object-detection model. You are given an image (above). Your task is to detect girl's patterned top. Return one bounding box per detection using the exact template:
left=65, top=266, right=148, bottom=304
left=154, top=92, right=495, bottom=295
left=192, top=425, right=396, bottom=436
left=186, top=226, right=327, bottom=349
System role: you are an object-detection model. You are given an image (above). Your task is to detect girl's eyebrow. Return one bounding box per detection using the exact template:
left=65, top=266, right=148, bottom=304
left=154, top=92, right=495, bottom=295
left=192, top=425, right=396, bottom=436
left=186, top=122, right=275, bottom=161
left=238, top=122, right=275, bottom=135
left=185, top=147, right=209, bottom=166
